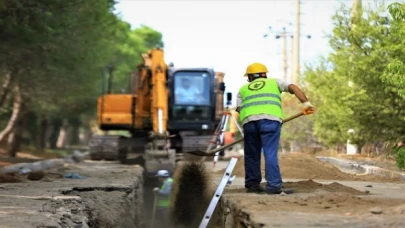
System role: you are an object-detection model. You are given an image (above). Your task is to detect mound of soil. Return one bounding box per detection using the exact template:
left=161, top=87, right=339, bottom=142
left=283, top=179, right=366, bottom=194
left=226, top=179, right=366, bottom=195
left=228, top=153, right=400, bottom=182
left=0, top=173, right=22, bottom=183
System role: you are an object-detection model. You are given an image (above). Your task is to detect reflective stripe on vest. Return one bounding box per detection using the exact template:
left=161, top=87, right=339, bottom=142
left=157, top=178, right=173, bottom=207
left=239, top=78, right=283, bottom=123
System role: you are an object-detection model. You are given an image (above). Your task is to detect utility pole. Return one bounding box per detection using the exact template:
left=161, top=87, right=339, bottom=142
left=289, top=35, right=294, bottom=82
left=264, top=23, right=310, bottom=83
left=292, top=0, right=301, bottom=86
left=276, top=28, right=288, bottom=81
left=264, top=26, right=293, bottom=82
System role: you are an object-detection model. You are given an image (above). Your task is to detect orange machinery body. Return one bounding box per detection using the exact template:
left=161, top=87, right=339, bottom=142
left=97, top=49, right=167, bottom=133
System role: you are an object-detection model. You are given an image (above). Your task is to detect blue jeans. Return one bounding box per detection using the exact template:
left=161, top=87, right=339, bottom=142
left=243, top=119, right=282, bottom=190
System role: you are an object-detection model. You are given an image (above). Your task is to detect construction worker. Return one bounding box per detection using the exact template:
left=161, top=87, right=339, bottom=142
left=235, top=62, right=315, bottom=195
left=175, top=77, right=205, bottom=104
left=153, top=170, right=173, bottom=227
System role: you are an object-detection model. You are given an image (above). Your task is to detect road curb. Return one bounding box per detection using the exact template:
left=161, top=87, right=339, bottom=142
left=316, top=156, right=405, bottom=181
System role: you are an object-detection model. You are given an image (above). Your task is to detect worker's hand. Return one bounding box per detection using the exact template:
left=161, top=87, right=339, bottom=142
left=302, top=101, right=316, bottom=115
left=153, top=187, right=159, bottom=192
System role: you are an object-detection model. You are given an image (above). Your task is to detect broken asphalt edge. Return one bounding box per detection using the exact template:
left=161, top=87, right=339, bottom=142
left=316, top=156, right=405, bottom=181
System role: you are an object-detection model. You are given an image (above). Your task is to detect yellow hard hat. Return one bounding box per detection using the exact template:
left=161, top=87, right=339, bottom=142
left=244, top=62, right=268, bottom=76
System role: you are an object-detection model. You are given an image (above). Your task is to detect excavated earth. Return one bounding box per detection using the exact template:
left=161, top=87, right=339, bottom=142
left=0, top=161, right=144, bottom=228
left=208, top=153, right=405, bottom=228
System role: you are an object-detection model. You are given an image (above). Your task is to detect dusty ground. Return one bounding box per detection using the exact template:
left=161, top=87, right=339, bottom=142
left=209, top=153, right=405, bottom=228
left=227, top=152, right=403, bottom=182
left=0, top=161, right=144, bottom=228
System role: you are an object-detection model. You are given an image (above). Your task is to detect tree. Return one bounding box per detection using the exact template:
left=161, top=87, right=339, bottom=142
left=280, top=93, right=317, bottom=153
left=304, top=2, right=405, bottom=153
left=0, top=0, right=164, bottom=156
left=382, top=2, right=405, bottom=99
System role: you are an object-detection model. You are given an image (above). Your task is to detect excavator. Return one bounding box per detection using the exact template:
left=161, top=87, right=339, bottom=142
left=88, top=47, right=228, bottom=176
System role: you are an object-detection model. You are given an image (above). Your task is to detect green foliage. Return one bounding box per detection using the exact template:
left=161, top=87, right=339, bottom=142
left=304, top=2, right=405, bottom=150
left=281, top=93, right=315, bottom=148
left=387, top=2, right=405, bottom=21
left=0, top=0, right=164, bottom=149
left=381, top=2, right=405, bottom=99
left=108, top=25, right=165, bottom=93
left=0, top=0, right=163, bottom=118
left=392, top=145, right=405, bottom=169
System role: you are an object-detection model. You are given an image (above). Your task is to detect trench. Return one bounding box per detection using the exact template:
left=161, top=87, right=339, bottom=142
left=180, top=194, right=262, bottom=228
left=37, top=172, right=145, bottom=228
left=38, top=174, right=228, bottom=228
left=217, top=198, right=264, bottom=228
left=56, top=182, right=144, bottom=228
left=35, top=168, right=242, bottom=228
left=143, top=176, right=229, bottom=228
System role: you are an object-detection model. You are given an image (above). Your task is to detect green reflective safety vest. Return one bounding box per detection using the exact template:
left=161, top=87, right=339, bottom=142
left=157, top=177, right=173, bottom=208
left=238, top=78, right=283, bottom=123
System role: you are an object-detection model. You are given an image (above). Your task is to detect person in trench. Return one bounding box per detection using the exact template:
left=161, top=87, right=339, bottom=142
left=153, top=170, right=173, bottom=227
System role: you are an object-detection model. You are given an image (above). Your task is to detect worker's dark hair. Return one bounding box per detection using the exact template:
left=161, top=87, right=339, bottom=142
left=247, top=73, right=267, bottom=82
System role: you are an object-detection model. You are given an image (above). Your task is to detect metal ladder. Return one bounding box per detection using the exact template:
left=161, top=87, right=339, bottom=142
left=198, top=156, right=239, bottom=228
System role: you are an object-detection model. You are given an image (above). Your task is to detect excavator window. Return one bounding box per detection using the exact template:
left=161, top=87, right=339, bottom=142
left=170, top=70, right=213, bottom=122
left=173, top=72, right=210, bottom=105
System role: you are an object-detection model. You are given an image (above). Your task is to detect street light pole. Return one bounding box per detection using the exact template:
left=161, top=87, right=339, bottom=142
left=292, top=0, right=301, bottom=86
left=289, top=35, right=294, bottom=82
left=264, top=24, right=311, bottom=83
left=264, top=26, right=292, bottom=82
left=276, top=28, right=288, bottom=81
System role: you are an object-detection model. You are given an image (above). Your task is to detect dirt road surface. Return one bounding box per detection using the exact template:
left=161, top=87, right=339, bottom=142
left=207, top=153, right=405, bottom=228
left=1, top=152, right=405, bottom=228
left=0, top=161, right=144, bottom=228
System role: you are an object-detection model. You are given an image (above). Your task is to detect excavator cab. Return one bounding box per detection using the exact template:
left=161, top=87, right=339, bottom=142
left=168, top=68, right=218, bottom=131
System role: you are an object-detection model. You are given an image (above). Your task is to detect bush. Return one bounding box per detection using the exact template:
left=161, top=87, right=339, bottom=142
left=392, top=144, right=405, bottom=169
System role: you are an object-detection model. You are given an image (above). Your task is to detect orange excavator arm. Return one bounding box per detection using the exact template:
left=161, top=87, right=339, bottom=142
left=134, top=48, right=168, bottom=136
left=150, top=48, right=168, bottom=135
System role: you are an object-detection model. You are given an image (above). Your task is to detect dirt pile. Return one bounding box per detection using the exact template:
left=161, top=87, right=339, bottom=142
left=0, top=173, right=22, bottom=183
left=226, top=179, right=366, bottom=195
left=170, top=161, right=213, bottom=228
left=229, top=153, right=400, bottom=182
left=283, top=179, right=366, bottom=194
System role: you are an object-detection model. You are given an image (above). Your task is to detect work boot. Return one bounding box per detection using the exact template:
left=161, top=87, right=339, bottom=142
left=266, top=188, right=294, bottom=195
left=246, top=184, right=265, bottom=194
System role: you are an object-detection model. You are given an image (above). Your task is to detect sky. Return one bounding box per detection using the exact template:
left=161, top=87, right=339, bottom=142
left=115, top=0, right=390, bottom=104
